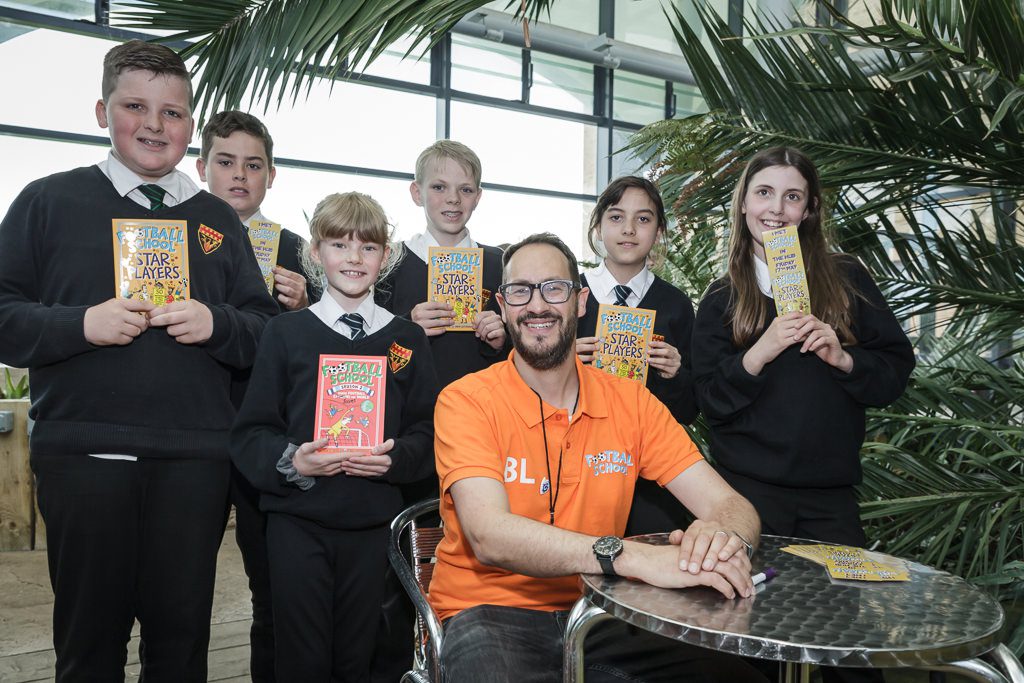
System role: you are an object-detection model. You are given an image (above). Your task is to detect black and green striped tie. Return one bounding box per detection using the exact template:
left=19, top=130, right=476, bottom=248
left=139, top=184, right=167, bottom=210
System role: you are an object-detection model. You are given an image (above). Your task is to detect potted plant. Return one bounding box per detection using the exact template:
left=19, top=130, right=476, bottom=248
left=0, top=366, right=35, bottom=551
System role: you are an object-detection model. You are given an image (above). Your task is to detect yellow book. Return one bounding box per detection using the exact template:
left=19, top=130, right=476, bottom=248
left=593, top=304, right=656, bottom=384
left=762, top=225, right=811, bottom=315
left=783, top=544, right=910, bottom=582
left=246, top=219, right=282, bottom=295
left=428, top=246, right=483, bottom=331
left=112, top=219, right=190, bottom=304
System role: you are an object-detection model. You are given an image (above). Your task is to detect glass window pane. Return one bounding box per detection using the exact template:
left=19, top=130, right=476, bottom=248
left=2, top=1, right=93, bottom=20
left=671, top=81, right=708, bottom=118
left=613, top=72, right=665, bottom=125
left=256, top=79, right=436, bottom=176
left=530, top=52, right=592, bottom=114
left=485, top=0, right=600, bottom=34
left=357, top=34, right=431, bottom=84
left=0, top=137, right=111, bottom=217
left=615, top=0, right=729, bottom=55
left=451, top=34, right=522, bottom=101
left=0, top=26, right=117, bottom=136
left=450, top=101, right=596, bottom=195
left=469, top=191, right=593, bottom=256
left=608, top=128, right=652, bottom=180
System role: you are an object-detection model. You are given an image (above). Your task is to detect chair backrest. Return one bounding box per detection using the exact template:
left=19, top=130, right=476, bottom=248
left=389, top=498, right=444, bottom=682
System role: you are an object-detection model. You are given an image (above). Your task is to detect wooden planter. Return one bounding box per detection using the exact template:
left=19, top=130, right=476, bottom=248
left=0, top=397, right=38, bottom=551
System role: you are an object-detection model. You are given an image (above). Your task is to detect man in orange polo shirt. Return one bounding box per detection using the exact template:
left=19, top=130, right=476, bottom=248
left=430, top=233, right=766, bottom=682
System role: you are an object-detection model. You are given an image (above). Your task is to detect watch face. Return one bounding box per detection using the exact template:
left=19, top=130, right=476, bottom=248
left=594, top=536, right=623, bottom=557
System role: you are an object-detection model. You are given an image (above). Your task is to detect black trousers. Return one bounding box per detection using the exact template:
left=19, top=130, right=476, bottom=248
left=32, top=453, right=230, bottom=683
left=266, top=513, right=388, bottom=683
left=718, top=468, right=885, bottom=683
left=231, top=465, right=276, bottom=682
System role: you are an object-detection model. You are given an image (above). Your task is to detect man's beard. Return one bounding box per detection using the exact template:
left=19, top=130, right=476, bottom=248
left=508, top=310, right=577, bottom=371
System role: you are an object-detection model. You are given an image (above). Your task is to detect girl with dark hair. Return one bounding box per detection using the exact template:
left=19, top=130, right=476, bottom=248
left=691, top=147, right=915, bottom=682
left=577, top=176, right=699, bottom=535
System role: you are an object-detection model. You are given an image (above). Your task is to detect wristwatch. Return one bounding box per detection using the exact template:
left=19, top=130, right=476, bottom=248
left=592, top=535, right=624, bottom=576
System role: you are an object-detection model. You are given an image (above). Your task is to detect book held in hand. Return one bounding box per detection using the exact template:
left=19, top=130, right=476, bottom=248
left=428, top=246, right=483, bottom=331
left=314, top=354, right=386, bottom=453
left=593, top=304, right=656, bottom=384
left=763, top=224, right=811, bottom=315
left=112, top=219, right=190, bottom=304
left=246, top=219, right=282, bottom=294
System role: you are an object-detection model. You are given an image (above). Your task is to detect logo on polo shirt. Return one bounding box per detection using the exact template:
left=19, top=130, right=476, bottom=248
left=584, top=450, right=635, bottom=477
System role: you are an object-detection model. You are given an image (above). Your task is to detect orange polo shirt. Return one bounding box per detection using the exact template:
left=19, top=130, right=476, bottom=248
left=429, top=352, right=704, bottom=620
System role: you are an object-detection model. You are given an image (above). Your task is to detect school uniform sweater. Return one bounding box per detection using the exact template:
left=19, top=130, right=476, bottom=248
left=579, top=273, right=698, bottom=425
left=692, top=258, right=915, bottom=488
left=374, top=244, right=506, bottom=388
left=0, top=166, right=277, bottom=459
left=230, top=311, right=439, bottom=529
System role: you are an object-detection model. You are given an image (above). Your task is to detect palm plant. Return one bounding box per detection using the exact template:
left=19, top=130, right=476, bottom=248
left=636, top=0, right=1024, bottom=653
left=116, top=0, right=1024, bottom=655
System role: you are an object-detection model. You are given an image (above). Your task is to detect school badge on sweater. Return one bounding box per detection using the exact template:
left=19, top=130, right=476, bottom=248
left=198, top=224, right=224, bottom=254
left=388, top=342, right=412, bottom=373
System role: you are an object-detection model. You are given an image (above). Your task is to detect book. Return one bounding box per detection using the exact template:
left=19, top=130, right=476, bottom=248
left=593, top=304, right=656, bottom=384
left=762, top=224, right=811, bottom=315
left=246, top=219, right=283, bottom=294
left=782, top=544, right=910, bottom=582
left=427, top=246, right=483, bottom=331
left=313, top=354, right=386, bottom=453
left=112, top=219, right=190, bottom=304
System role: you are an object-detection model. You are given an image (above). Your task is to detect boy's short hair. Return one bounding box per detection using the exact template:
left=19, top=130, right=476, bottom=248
left=200, top=111, right=275, bottom=165
left=102, top=39, right=193, bottom=106
left=502, top=233, right=580, bottom=285
left=414, top=140, right=482, bottom=188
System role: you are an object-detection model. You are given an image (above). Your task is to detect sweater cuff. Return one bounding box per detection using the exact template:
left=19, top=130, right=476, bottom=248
left=204, top=302, right=230, bottom=349
left=55, top=305, right=94, bottom=355
left=276, top=443, right=315, bottom=490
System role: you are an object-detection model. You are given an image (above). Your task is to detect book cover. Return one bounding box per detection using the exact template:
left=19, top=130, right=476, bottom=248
left=112, top=219, right=190, bottom=304
left=427, top=246, right=483, bottom=331
left=762, top=225, right=811, bottom=315
left=314, top=354, right=386, bottom=453
left=593, top=304, right=656, bottom=384
left=246, top=219, right=282, bottom=294
left=783, top=544, right=910, bottom=582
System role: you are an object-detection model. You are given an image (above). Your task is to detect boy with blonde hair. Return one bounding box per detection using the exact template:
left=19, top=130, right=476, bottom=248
left=371, top=139, right=506, bottom=680
left=0, top=40, right=276, bottom=682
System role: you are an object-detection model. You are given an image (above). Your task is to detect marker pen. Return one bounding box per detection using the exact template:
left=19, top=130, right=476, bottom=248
left=752, top=567, right=777, bottom=586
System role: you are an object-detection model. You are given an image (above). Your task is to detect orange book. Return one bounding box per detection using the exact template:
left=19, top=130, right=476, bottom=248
left=593, top=304, right=656, bottom=384
left=427, top=246, right=483, bottom=331
left=314, top=354, right=386, bottom=453
left=112, top=218, right=190, bottom=304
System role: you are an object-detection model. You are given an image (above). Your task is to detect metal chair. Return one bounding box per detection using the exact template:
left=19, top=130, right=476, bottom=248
left=388, top=497, right=445, bottom=683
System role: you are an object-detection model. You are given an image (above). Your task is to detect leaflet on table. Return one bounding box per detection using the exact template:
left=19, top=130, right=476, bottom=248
left=314, top=354, right=386, bottom=453
left=782, top=544, right=910, bottom=582
left=427, top=246, right=483, bottom=331
left=112, top=219, right=190, bottom=304
left=763, top=225, right=811, bottom=315
left=593, top=304, right=656, bottom=384
left=246, top=219, right=282, bottom=294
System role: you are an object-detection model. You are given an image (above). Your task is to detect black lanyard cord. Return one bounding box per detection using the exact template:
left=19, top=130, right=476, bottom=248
left=533, top=387, right=579, bottom=525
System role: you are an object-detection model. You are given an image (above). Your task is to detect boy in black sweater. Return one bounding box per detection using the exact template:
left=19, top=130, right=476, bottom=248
left=231, top=192, right=438, bottom=681
left=0, top=40, right=277, bottom=682
left=371, top=139, right=507, bottom=680
left=198, top=110, right=317, bottom=682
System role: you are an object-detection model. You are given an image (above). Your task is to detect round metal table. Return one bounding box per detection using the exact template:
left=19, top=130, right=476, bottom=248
left=563, top=535, right=1023, bottom=683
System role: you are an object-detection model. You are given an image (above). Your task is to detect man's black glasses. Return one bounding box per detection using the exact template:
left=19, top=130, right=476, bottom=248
left=498, top=279, right=581, bottom=306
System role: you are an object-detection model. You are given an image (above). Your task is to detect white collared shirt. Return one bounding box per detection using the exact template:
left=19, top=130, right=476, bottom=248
left=246, top=209, right=276, bottom=228
left=97, top=152, right=200, bottom=209
left=583, top=260, right=654, bottom=308
left=753, top=254, right=773, bottom=298
left=310, top=292, right=394, bottom=339
left=404, top=230, right=477, bottom=263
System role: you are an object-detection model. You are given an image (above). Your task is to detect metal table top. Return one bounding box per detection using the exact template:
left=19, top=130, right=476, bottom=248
left=579, top=534, right=1005, bottom=668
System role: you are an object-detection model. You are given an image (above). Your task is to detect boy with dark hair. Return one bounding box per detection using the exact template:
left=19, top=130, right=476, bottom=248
left=0, top=39, right=277, bottom=682
left=198, top=110, right=315, bottom=311
left=198, top=109, right=315, bottom=681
